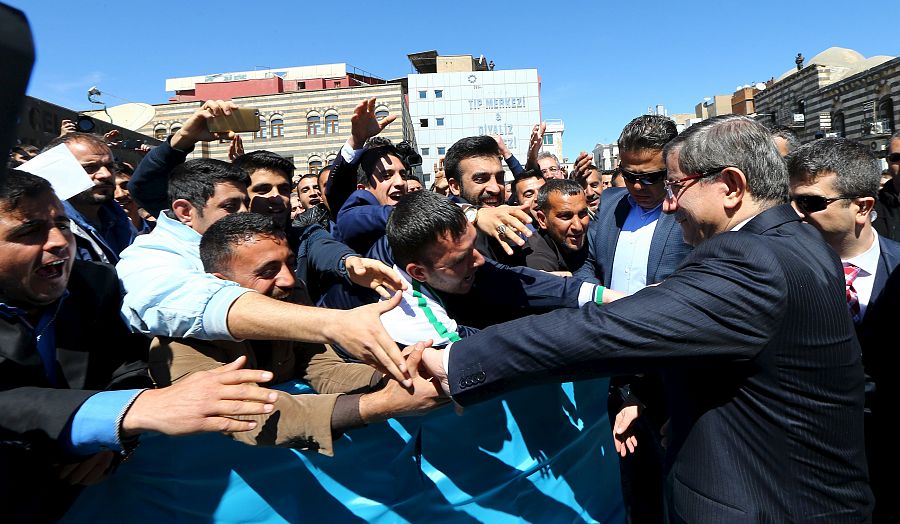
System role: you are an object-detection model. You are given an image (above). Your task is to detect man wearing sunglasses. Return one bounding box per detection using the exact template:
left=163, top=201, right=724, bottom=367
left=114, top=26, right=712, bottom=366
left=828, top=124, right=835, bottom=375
left=422, top=115, right=873, bottom=522
left=873, top=131, right=900, bottom=242
left=787, top=137, right=900, bottom=523
left=572, top=114, right=692, bottom=523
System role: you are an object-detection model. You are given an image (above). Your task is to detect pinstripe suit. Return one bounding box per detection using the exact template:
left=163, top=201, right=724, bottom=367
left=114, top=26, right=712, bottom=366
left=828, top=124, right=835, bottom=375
left=448, top=204, right=873, bottom=522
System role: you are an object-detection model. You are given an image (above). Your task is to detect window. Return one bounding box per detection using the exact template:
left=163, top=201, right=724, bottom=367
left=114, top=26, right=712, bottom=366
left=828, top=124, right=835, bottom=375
left=170, top=124, right=182, bottom=136
left=255, top=117, right=267, bottom=139
left=154, top=126, right=167, bottom=140
left=375, top=108, right=389, bottom=121
left=324, top=111, right=339, bottom=134
left=270, top=116, right=284, bottom=137
left=421, top=148, right=430, bottom=155
left=307, top=112, right=321, bottom=136
left=877, top=97, right=895, bottom=134
left=435, top=89, right=443, bottom=98
left=437, top=147, right=446, bottom=155
left=308, top=159, right=323, bottom=174
left=418, top=90, right=427, bottom=99
left=297, top=81, right=306, bottom=90
left=543, top=134, right=553, bottom=145
left=436, top=118, right=444, bottom=126
left=334, top=81, right=342, bottom=87
left=420, top=118, right=429, bottom=127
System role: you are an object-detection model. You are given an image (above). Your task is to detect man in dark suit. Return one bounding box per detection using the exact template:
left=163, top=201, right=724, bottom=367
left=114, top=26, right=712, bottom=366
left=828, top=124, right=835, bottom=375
left=573, top=114, right=691, bottom=523
left=787, top=137, right=900, bottom=522
left=422, top=115, right=874, bottom=522
left=0, top=170, right=281, bottom=522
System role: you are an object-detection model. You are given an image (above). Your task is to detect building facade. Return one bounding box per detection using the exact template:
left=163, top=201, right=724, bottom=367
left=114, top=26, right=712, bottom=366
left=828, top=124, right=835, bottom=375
left=406, top=51, right=541, bottom=184
left=753, top=48, right=898, bottom=154
left=138, top=67, right=416, bottom=176
left=540, top=119, right=565, bottom=164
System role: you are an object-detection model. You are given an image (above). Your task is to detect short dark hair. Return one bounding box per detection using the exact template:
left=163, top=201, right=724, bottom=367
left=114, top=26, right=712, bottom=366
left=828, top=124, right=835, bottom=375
left=664, top=115, right=789, bottom=204
left=786, top=138, right=880, bottom=199
left=41, top=132, right=109, bottom=154
left=357, top=145, right=404, bottom=187
left=535, top=179, right=583, bottom=212
left=168, top=159, right=250, bottom=212
left=364, top=136, right=393, bottom=149
left=770, top=125, right=801, bottom=153
left=510, top=168, right=544, bottom=204
left=386, top=191, right=468, bottom=268
left=113, top=161, right=134, bottom=176
left=0, top=169, right=55, bottom=213
left=444, top=136, right=500, bottom=183
left=617, top=115, right=678, bottom=152
left=232, top=150, right=294, bottom=182
left=199, top=212, right=283, bottom=274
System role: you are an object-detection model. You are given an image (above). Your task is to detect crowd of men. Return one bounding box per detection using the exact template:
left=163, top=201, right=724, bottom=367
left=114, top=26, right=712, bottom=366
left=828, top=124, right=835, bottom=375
left=2, top=93, right=899, bottom=523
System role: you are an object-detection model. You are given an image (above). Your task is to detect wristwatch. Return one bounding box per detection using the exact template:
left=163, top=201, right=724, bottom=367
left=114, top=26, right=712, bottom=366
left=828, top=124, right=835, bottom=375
left=462, top=204, right=479, bottom=225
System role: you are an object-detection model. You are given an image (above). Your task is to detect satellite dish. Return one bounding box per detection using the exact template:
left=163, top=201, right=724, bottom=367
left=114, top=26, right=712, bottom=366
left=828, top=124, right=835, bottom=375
left=85, top=102, right=156, bottom=131
left=755, top=82, right=767, bottom=91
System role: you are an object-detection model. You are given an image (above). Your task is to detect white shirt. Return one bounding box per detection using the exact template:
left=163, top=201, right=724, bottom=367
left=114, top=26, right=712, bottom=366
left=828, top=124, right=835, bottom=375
left=610, top=198, right=661, bottom=295
left=843, top=234, right=881, bottom=319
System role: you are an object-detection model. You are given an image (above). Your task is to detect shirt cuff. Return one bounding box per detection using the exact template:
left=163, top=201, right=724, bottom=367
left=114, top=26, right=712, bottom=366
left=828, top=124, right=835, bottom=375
left=577, top=282, right=600, bottom=307
left=65, top=389, right=145, bottom=455
left=202, top=285, right=255, bottom=341
left=442, top=343, right=453, bottom=386
left=340, top=140, right=365, bottom=164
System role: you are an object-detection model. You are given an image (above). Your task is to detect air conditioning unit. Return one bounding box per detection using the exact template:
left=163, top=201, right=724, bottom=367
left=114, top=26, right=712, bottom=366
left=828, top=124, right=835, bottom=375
left=791, top=113, right=805, bottom=127
left=863, top=120, right=891, bottom=136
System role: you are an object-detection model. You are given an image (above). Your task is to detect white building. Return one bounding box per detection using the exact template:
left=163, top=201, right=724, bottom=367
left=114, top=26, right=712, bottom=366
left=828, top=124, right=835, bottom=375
left=540, top=119, right=565, bottom=164
left=407, top=51, right=541, bottom=184
left=592, top=143, right=619, bottom=171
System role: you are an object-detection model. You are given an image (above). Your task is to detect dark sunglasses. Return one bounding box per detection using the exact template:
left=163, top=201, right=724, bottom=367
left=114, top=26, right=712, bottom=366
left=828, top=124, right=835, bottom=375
left=888, top=153, right=900, bottom=163
left=619, top=167, right=666, bottom=185
left=792, top=194, right=860, bottom=214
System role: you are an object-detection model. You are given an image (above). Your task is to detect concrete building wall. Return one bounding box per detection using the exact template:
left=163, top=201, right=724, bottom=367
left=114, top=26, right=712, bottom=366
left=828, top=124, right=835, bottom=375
left=139, top=83, right=413, bottom=174
left=408, top=69, right=541, bottom=184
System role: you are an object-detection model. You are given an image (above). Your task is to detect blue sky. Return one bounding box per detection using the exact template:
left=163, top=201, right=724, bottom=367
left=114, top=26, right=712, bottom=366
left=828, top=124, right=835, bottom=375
left=12, top=0, right=891, bottom=160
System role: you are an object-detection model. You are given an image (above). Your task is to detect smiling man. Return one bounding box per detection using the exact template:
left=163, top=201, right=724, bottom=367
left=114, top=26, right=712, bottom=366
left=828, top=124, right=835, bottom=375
left=422, top=115, right=873, bottom=522
left=525, top=179, right=590, bottom=274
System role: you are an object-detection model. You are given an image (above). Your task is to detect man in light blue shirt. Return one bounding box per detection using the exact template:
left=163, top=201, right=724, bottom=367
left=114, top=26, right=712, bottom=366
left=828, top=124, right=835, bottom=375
left=572, top=114, right=692, bottom=523
left=0, top=170, right=280, bottom=522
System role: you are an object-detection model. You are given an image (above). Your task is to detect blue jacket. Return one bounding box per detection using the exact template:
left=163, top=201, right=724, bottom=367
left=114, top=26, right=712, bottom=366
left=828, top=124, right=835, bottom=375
left=334, top=189, right=392, bottom=255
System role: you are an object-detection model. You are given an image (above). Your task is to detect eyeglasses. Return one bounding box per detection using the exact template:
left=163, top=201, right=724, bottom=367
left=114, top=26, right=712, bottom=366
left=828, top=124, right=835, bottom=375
left=541, top=166, right=561, bottom=174
left=888, top=153, right=900, bottom=163
left=791, top=194, right=861, bottom=214
left=663, top=167, right=728, bottom=200
left=619, top=167, right=666, bottom=186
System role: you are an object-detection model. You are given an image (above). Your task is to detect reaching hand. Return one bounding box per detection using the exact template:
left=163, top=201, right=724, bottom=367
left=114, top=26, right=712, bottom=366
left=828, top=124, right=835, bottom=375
left=571, top=151, right=596, bottom=179
left=527, top=122, right=547, bottom=167
left=474, top=204, right=533, bottom=255
left=345, top=256, right=407, bottom=299
left=358, top=340, right=450, bottom=422
left=170, top=99, right=238, bottom=151
left=490, top=134, right=512, bottom=159
left=103, top=129, right=121, bottom=144
left=419, top=346, right=450, bottom=396
left=60, top=119, right=77, bottom=137
left=613, top=404, right=641, bottom=457
left=349, top=97, right=396, bottom=150
left=325, top=292, right=412, bottom=387
left=228, top=134, right=245, bottom=161
left=121, top=356, right=278, bottom=437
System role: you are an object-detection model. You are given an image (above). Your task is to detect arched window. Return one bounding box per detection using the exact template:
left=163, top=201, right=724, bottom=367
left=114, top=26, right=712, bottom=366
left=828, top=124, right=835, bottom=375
left=154, top=125, right=167, bottom=140
left=255, top=117, right=267, bottom=139
left=324, top=110, right=339, bottom=134
left=375, top=106, right=389, bottom=121
left=325, top=153, right=336, bottom=165
left=832, top=111, right=846, bottom=138
left=271, top=115, right=284, bottom=137
left=307, top=111, right=322, bottom=136
left=308, top=155, right=323, bottom=174
left=877, top=97, right=895, bottom=134
left=170, top=124, right=182, bottom=136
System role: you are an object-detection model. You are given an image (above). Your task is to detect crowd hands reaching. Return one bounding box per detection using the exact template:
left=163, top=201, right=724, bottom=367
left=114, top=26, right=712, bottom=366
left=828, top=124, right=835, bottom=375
left=4, top=88, right=899, bottom=523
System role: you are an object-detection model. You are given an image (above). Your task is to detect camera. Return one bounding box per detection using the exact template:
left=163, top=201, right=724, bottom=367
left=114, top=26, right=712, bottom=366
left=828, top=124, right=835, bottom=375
left=396, top=140, right=422, bottom=167
left=75, top=114, right=95, bottom=133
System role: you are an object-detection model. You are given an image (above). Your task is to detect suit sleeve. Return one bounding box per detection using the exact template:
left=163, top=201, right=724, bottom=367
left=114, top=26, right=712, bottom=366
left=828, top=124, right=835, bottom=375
left=325, top=144, right=362, bottom=215
left=448, top=232, right=787, bottom=405
left=128, top=138, right=191, bottom=217
left=472, top=258, right=588, bottom=309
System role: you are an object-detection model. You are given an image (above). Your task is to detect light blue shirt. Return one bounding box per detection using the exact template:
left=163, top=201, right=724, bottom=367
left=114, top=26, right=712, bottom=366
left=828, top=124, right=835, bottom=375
left=116, top=212, right=252, bottom=341
left=610, top=197, right=662, bottom=295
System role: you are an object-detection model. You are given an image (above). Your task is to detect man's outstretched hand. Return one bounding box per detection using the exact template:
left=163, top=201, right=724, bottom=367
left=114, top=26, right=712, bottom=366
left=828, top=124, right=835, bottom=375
left=349, top=97, right=396, bottom=150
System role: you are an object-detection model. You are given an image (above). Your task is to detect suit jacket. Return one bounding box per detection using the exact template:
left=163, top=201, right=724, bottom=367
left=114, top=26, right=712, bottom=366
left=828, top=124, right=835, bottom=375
left=448, top=204, right=873, bottom=522
left=574, top=187, right=692, bottom=287
left=857, top=234, right=900, bottom=400
left=0, top=261, right=151, bottom=523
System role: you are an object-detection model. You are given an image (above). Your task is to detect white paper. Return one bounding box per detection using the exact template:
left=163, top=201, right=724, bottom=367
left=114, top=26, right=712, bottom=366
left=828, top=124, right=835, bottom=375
left=17, top=144, right=94, bottom=200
